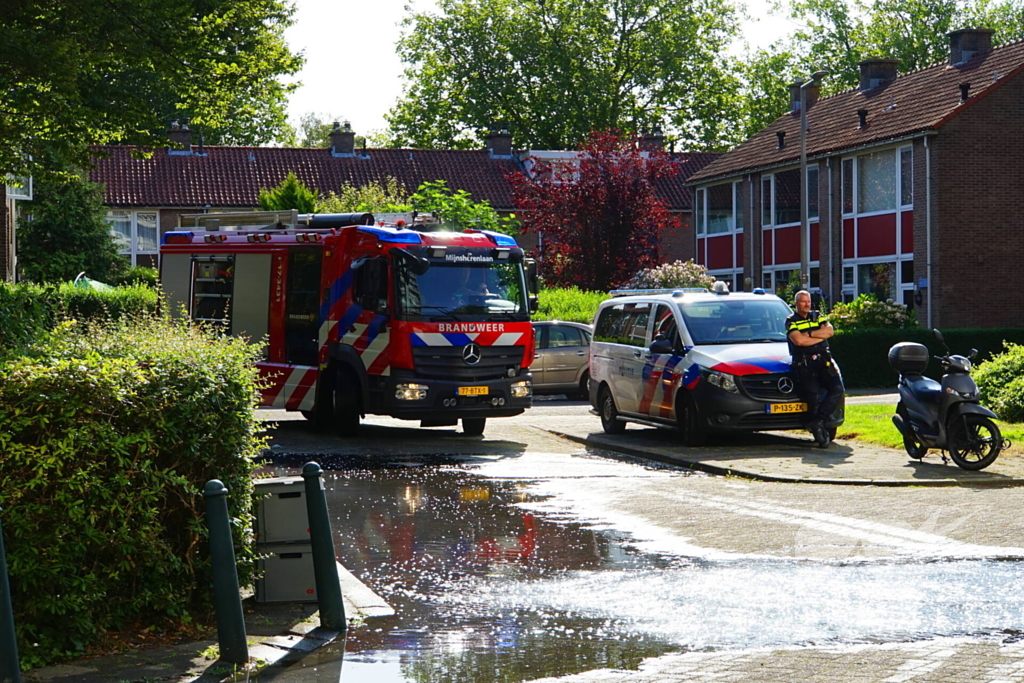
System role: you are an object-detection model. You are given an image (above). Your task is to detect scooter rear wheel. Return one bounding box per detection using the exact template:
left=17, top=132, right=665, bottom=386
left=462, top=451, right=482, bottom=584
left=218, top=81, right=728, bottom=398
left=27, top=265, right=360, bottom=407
left=948, top=414, right=1001, bottom=471
left=897, top=402, right=927, bottom=460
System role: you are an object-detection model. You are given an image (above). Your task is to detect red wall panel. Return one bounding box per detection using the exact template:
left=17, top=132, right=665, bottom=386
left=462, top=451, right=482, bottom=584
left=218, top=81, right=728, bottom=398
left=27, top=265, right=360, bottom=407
left=775, top=226, right=799, bottom=265
left=736, top=233, right=744, bottom=271
left=810, top=222, right=820, bottom=262
left=843, top=219, right=855, bottom=259
left=857, top=213, right=897, bottom=258
left=762, top=230, right=773, bottom=266
left=707, top=235, right=733, bottom=270
left=901, top=211, right=914, bottom=254
left=697, top=238, right=706, bottom=266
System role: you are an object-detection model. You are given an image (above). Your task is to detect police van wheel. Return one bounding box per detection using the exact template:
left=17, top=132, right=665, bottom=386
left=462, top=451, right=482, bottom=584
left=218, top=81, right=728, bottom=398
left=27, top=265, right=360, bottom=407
left=599, top=387, right=626, bottom=435
left=334, top=370, right=361, bottom=437
left=677, top=394, right=707, bottom=447
left=462, top=417, right=486, bottom=436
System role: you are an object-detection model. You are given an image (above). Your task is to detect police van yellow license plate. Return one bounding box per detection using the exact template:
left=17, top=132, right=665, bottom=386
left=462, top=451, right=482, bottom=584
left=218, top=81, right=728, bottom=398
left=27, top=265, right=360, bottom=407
left=766, top=402, right=808, bottom=414
left=458, top=386, right=488, bottom=396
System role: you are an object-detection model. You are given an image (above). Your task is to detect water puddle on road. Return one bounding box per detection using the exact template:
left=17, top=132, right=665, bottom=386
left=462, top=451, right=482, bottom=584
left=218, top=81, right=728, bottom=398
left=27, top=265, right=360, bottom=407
left=262, top=459, right=1024, bottom=682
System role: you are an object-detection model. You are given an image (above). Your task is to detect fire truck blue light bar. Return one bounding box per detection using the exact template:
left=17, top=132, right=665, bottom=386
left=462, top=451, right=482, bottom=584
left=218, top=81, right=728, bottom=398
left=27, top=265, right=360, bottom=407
left=358, top=226, right=423, bottom=244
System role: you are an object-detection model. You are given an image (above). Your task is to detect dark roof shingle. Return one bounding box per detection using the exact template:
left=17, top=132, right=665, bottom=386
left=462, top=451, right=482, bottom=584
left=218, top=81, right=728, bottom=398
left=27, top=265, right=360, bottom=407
left=689, top=39, right=1024, bottom=184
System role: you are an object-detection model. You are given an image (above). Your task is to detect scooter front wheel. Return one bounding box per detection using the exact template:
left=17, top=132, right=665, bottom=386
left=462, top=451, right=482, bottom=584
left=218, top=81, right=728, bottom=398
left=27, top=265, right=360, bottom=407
left=948, top=414, right=1001, bottom=471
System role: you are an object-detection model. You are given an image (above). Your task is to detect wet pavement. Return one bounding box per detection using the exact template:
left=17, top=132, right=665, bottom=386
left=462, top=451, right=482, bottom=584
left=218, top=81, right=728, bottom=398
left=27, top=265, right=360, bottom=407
left=24, top=400, right=1024, bottom=682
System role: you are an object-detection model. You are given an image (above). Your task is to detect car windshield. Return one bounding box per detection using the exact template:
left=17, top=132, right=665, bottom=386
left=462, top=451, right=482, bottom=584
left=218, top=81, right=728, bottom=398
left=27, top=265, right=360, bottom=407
left=396, top=261, right=529, bottom=320
left=679, top=298, right=792, bottom=345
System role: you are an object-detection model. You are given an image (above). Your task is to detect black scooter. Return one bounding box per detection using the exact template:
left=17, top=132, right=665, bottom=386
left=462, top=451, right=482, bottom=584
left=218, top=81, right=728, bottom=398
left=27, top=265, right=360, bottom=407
left=888, top=329, right=1008, bottom=471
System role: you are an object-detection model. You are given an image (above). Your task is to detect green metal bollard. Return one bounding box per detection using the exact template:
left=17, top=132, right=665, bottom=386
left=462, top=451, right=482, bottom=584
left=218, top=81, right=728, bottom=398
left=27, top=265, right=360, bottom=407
left=302, top=462, right=346, bottom=631
left=203, top=480, right=249, bottom=665
left=0, top=510, right=21, bottom=683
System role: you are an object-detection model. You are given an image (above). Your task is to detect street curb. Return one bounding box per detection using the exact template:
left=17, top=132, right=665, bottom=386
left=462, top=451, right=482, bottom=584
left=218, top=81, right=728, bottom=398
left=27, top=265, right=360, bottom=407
left=545, top=429, right=1024, bottom=488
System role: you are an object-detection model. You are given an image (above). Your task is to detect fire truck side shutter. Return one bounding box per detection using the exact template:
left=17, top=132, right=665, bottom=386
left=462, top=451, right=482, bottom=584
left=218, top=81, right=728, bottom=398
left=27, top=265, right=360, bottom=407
left=232, top=254, right=272, bottom=347
left=160, top=253, right=193, bottom=319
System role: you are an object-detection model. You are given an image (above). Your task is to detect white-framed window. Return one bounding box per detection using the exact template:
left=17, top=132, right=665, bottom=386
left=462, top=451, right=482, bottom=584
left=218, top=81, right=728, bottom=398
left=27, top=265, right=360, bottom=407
left=763, top=267, right=820, bottom=298
left=695, top=181, right=744, bottom=235
left=841, top=145, right=913, bottom=217
left=840, top=257, right=915, bottom=308
left=106, top=210, right=158, bottom=267
left=760, top=168, right=801, bottom=227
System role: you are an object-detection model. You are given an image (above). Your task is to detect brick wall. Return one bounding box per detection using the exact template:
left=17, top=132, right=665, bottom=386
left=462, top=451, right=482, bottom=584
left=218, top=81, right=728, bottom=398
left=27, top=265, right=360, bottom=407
left=932, top=71, right=1024, bottom=328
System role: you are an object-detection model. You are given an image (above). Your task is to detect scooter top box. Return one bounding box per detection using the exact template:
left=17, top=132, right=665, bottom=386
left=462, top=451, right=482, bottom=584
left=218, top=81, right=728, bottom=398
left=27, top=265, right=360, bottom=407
left=888, top=342, right=929, bottom=374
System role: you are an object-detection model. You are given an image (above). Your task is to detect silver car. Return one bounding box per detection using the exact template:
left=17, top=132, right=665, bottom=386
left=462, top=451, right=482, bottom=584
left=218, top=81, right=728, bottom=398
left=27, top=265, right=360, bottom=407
left=531, top=321, right=593, bottom=399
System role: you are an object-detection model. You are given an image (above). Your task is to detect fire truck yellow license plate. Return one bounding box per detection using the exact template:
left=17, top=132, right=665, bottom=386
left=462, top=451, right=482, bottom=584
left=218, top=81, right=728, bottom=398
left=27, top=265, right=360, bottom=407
left=767, top=402, right=808, bottom=414
left=458, top=386, right=488, bottom=396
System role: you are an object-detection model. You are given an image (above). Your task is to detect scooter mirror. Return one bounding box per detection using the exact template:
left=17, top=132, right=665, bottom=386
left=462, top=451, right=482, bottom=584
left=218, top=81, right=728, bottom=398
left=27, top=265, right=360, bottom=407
left=969, top=348, right=978, bottom=361
left=932, top=328, right=944, bottom=345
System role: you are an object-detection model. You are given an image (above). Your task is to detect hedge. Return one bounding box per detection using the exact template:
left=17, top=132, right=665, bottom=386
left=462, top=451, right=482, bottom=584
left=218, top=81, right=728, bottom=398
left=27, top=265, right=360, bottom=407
left=829, top=327, right=1024, bottom=389
left=0, top=282, right=158, bottom=357
left=0, top=316, right=264, bottom=668
left=535, top=286, right=608, bottom=324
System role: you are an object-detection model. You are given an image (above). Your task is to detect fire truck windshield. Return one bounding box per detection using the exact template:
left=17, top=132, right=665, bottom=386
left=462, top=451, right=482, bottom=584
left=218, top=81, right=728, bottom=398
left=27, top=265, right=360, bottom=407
left=396, top=260, right=530, bottom=321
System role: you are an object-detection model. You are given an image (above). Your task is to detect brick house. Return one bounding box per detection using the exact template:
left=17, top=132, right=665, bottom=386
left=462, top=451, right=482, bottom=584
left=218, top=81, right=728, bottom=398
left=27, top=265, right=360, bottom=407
left=84, top=124, right=717, bottom=271
left=687, top=28, right=1024, bottom=329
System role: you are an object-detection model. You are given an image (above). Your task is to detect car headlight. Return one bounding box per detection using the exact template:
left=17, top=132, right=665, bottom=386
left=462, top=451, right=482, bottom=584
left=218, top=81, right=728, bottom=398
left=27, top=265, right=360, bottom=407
left=395, top=383, right=428, bottom=400
left=511, top=380, right=532, bottom=398
left=703, top=368, right=739, bottom=393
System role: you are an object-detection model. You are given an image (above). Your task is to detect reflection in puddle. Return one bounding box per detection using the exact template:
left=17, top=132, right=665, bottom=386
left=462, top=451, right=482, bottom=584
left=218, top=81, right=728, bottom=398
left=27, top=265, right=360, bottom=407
left=263, top=461, right=1024, bottom=682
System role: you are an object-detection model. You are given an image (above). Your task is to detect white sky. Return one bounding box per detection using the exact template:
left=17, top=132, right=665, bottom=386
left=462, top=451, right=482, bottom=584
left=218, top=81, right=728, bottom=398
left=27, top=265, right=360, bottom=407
left=282, top=0, right=801, bottom=140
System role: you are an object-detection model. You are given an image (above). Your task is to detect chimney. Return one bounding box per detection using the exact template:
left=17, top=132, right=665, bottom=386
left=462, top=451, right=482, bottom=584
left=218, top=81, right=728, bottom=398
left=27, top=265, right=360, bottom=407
left=859, top=58, right=899, bottom=91
left=330, top=121, right=356, bottom=156
left=167, top=120, right=192, bottom=151
left=485, top=124, right=513, bottom=158
left=948, top=28, right=994, bottom=66
left=788, top=79, right=805, bottom=113
left=640, top=128, right=666, bottom=151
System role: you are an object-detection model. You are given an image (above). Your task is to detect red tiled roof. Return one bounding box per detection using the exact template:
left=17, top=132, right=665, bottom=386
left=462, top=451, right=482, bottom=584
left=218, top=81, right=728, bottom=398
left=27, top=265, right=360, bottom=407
left=689, top=38, right=1024, bottom=184
left=90, top=146, right=523, bottom=209
left=89, top=145, right=721, bottom=212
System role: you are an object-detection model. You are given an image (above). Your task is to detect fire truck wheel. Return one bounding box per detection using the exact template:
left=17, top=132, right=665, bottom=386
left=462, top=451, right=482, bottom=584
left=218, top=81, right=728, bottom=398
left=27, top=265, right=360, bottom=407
left=334, top=372, right=361, bottom=436
left=462, top=417, right=486, bottom=436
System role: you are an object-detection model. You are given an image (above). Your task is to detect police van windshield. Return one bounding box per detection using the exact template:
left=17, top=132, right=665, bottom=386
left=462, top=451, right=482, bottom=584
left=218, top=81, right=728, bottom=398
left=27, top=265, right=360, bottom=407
left=679, top=299, right=792, bottom=345
left=396, top=261, right=530, bottom=320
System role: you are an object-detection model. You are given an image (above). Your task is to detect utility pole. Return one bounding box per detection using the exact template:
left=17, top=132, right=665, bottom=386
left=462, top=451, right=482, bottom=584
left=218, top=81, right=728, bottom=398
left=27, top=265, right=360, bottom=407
left=800, top=70, right=828, bottom=291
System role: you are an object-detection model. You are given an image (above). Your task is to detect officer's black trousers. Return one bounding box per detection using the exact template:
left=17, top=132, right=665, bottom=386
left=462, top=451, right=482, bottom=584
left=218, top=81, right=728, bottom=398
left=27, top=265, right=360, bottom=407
left=794, top=357, right=844, bottom=425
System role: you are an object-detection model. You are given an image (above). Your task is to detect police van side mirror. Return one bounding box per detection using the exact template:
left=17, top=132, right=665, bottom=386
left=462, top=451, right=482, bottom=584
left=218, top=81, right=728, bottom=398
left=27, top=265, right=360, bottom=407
left=649, top=338, right=674, bottom=355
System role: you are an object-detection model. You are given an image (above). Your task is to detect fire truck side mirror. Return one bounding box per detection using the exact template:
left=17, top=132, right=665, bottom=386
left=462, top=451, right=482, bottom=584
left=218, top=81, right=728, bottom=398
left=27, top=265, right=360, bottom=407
left=392, top=248, right=430, bottom=276
left=524, top=258, right=539, bottom=313
left=353, top=257, right=389, bottom=313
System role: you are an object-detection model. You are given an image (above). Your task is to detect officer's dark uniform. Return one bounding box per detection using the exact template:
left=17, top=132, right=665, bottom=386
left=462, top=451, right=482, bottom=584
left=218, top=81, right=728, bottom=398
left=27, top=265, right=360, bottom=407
left=785, top=310, right=844, bottom=444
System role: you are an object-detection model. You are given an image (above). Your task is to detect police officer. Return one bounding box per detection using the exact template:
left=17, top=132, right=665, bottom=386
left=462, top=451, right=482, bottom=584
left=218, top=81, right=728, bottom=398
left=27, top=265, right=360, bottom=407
left=786, top=290, right=844, bottom=447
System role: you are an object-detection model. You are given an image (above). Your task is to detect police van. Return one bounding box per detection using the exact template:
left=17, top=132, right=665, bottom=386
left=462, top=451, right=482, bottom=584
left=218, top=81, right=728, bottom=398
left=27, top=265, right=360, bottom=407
left=588, top=283, right=844, bottom=444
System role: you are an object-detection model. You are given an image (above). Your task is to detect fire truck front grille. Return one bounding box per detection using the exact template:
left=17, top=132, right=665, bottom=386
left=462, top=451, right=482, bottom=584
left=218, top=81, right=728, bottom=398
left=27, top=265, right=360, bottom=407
left=413, top=345, right=524, bottom=381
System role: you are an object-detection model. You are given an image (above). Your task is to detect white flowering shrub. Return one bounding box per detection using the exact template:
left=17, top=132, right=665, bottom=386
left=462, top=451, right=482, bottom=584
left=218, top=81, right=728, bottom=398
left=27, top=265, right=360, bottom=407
left=624, top=260, right=716, bottom=291
left=827, top=294, right=916, bottom=330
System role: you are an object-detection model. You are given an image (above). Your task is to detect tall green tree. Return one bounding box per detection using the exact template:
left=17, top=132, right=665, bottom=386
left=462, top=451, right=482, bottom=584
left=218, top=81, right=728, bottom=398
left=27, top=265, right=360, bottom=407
left=0, top=0, right=303, bottom=180
left=387, top=0, right=741, bottom=151
left=17, top=174, right=129, bottom=283
left=748, top=0, right=1024, bottom=101
left=410, top=180, right=519, bottom=235
left=258, top=172, right=318, bottom=213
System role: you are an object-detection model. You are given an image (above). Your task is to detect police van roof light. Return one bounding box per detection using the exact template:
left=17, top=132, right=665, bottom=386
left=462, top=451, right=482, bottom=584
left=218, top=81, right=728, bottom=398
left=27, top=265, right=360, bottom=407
left=609, top=288, right=708, bottom=297
left=712, top=280, right=730, bottom=294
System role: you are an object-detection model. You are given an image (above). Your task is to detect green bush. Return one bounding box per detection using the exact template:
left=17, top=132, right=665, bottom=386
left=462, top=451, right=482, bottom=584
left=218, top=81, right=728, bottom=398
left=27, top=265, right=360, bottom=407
left=974, top=342, right=1024, bottom=422
left=829, top=328, right=1024, bottom=389
left=0, top=316, right=264, bottom=668
left=535, top=286, right=609, bottom=324
left=0, top=282, right=158, bottom=357
left=826, top=294, right=917, bottom=330
left=108, top=265, right=159, bottom=288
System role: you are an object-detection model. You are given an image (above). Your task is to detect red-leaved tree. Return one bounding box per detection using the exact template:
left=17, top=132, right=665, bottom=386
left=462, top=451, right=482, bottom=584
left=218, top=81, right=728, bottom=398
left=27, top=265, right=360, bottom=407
left=509, top=130, right=681, bottom=292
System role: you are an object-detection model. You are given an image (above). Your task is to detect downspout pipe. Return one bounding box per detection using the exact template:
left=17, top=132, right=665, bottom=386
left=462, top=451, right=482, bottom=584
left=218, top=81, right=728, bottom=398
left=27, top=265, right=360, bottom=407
left=925, top=136, right=933, bottom=328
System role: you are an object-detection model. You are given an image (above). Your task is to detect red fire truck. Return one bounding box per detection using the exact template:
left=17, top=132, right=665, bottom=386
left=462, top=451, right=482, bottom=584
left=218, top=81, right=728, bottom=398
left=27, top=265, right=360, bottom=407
left=160, top=210, right=536, bottom=436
